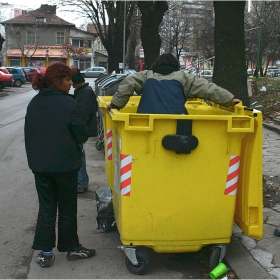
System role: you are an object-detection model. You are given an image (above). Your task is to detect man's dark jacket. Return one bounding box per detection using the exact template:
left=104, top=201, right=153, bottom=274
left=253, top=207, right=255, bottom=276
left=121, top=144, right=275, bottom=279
left=24, top=88, right=90, bottom=174
left=74, top=83, right=98, bottom=137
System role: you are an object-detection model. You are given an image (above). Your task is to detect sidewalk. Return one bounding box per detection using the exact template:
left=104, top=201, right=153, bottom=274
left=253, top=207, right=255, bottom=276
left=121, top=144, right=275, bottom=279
left=226, top=122, right=280, bottom=279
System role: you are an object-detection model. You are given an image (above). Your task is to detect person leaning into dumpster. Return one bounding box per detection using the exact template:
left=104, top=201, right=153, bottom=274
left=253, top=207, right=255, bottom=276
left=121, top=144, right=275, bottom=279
left=71, top=68, right=98, bottom=194
left=107, top=53, right=241, bottom=113
left=24, top=62, right=96, bottom=268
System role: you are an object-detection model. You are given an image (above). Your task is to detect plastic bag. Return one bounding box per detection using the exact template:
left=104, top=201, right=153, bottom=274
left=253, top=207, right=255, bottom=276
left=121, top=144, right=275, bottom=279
left=95, top=185, right=117, bottom=233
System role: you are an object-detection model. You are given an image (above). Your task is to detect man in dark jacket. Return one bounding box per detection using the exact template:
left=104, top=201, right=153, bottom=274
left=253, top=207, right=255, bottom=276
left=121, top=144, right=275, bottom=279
left=72, top=69, right=98, bottom=193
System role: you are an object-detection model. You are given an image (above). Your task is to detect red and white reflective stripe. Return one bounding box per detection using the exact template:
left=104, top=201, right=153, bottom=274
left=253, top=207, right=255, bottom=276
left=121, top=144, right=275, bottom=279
left=224, top=155, right=240, bottom=196
left=120, top=154, right=132, bottom=196
left=106, top=130, right=112, bottom=160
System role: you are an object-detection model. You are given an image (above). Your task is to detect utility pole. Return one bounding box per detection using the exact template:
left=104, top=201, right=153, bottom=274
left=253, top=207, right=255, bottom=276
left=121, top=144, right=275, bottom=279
left=122, top=0, right=126, bottom=74
left=245, top=27, right=261, bottom=78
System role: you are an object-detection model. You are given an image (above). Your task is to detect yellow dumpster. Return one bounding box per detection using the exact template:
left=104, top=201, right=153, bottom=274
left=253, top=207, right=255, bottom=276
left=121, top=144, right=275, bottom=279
left=98, top=96, right=263, bottom=275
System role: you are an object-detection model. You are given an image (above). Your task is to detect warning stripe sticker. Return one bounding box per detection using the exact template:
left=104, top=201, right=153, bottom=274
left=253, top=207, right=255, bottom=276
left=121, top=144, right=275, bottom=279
left=224, top=155, right=240, bottom=196
left=120, top=154, right=132, bottom=196
left=106, top=130, right=112, bottom=160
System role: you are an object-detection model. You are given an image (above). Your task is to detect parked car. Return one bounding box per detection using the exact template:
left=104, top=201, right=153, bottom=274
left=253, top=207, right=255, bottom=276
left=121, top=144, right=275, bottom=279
left=3, top=67, right=26, bottom=87
left=124, top=69, right=136, bottom=74
left=37, top=67, right=46, bottom=75
left=266, top=69, right=279, bottom=77
left=188, top=69, right=196, bottom=75
left=20, top=67, right=40, bottom=82
left=199, top=70, right=213, bottom=79
left=0, top=67, right=9, bottom=74
left=247, top=69, right=254, bottom=77
left=80, top=67, right=107, bottom=78
left=0, top=71, right=14, bottom=89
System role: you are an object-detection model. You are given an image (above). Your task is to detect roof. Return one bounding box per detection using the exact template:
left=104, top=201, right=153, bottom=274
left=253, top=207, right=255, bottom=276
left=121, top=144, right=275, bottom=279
left=71, top=27, right=97, bottom=38
left=95, top=51, right=108, bottom=58
left=0, top=4, right=75, bottom=27
left=87, top=23, right=108, bottom=36
left=87, top=24, right=98, bottom=36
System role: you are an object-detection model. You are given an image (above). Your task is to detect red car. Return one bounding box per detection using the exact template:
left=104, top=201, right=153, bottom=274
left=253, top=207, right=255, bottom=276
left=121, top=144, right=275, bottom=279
left=20, top=67, right=40, bottom=82
left=0, top=67, right=9, bottom=74
left=37, top=67, right=46, bottom=75
left=0, top=71, right=14, bottom=89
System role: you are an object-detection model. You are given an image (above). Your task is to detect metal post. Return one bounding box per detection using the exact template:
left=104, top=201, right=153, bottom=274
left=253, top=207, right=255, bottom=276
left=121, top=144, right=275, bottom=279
left=168, top=6, right=171, bottom=52
left=122, top=0, right=126, bottom=74
left=245, top=27, right=261, bottom=78
left=255, top=27, right=261, bottom=78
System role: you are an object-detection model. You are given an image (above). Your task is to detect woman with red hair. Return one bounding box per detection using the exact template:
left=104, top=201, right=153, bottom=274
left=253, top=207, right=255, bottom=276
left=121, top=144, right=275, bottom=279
left=25, top=62, right=96, bottom=268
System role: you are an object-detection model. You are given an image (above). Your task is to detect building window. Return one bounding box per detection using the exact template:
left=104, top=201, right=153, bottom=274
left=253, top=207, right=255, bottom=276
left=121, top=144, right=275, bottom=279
left=97, top=41, right=105, bottom=50
left=36, top=17, right=46, bottom=23
left=72, top=39, right=92, bottom=48
left=10, top=58, right=21, bottom=67
left=27, top=31, right=35, bottom=44
left=56, top=32, right=65, bottom=44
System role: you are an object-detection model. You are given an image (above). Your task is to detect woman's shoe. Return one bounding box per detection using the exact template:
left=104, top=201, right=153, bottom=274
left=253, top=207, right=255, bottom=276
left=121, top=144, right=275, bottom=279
left=78, top=187, right=87, bottom=194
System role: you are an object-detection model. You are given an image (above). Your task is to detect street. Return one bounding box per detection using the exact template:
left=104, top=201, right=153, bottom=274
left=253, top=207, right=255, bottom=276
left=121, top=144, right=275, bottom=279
left=0, top=81, right=212, bottom=279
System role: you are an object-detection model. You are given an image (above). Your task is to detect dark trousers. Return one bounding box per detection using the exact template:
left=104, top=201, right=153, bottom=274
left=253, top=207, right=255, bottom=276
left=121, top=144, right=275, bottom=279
left=32, top=170, right=80, bottom=252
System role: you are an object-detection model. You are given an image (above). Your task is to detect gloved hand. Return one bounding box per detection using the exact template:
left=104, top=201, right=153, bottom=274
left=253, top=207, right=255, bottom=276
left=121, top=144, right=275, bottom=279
left=106, top=103, right=119, bottom=111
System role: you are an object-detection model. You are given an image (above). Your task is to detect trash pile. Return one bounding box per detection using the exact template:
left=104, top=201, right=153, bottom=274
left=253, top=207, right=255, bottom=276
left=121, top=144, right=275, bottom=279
left=249, top=79, right=280, bottom=124
left=263, top=175, right=280, bottom=208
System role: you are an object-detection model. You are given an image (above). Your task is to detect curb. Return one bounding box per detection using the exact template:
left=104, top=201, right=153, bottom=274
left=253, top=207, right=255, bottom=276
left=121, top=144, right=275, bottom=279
left=226, top=237, right=273, bottom=279
left=263, top=122, right=280, bottom=135
left=0, top=91, right=8, bottom=97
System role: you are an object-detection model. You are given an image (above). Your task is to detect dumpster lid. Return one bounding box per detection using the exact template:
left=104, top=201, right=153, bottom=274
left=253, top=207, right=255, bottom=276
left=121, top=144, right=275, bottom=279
left=234, top=113, right=263, bottom=239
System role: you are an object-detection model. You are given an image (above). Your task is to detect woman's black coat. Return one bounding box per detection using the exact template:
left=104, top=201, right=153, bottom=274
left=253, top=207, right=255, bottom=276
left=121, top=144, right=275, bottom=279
left=24, top=87, right=90, bottom=174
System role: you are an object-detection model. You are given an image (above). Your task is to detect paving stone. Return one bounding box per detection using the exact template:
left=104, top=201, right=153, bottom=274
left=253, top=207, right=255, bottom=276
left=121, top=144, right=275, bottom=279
left=272, top=204, right=280, bottom=211
left=257, top=237, right=280, bottom=255
left=240, top=235, right=257, bottom=250
left=250, top=249, right=274, bottom=268
left=263, top=224, right=278, bottom=239
left=232, top=223, right=243, bottom=238
left=272, top=253, right=280, bottom=266
left=266, top=215, right=280, bottom=226
left=269, top=268, right=280, bottom=279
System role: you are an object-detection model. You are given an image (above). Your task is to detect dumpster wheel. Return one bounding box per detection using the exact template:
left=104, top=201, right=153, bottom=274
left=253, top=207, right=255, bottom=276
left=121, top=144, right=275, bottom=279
left=125, top=249, right=150, bottom=275
left=209, top=244, right=227, bottom=271
left=95, top=139, right=104, bottom=151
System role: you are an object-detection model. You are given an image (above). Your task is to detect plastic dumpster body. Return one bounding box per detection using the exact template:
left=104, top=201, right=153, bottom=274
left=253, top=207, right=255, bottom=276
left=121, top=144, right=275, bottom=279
left=101, top=76, right=126, bottom=96
left=98, top=96, right=263, bottom=275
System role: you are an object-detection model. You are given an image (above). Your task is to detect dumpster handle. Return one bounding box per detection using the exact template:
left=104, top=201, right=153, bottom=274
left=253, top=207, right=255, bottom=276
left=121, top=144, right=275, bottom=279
left=162, top=119, right=198, bottom=154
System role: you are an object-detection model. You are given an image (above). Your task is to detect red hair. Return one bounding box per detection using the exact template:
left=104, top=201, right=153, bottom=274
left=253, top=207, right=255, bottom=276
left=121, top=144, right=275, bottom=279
left=32, top=62, right=75, bottom=91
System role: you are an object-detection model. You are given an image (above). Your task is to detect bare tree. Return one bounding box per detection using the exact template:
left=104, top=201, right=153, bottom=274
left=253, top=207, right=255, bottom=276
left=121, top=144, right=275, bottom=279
left=56, top=0, right=135, bottom=73
left=0, top=34, right=5, bottom=51
left=57, top=1, right=169, bottom=71
left=159, top=1, right=193, bottom=61
left=7, top=24, right=46, bottom=66
left=137, top=1, right=168, bottom=69
left=245, top=1, right=280, bottom=76
left=126, top=7, right=141, bottom=70
left=61, top=35, right=89, bottom=60
left=197, top=2, right=215, bottom=60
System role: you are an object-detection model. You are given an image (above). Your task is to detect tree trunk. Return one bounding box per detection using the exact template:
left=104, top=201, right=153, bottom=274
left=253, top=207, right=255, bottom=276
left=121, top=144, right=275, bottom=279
left=0, top=34, right=5, bottom=51
left=137, top=1, right=168, bottom=69
left=213, top=1, right=250, bottom=107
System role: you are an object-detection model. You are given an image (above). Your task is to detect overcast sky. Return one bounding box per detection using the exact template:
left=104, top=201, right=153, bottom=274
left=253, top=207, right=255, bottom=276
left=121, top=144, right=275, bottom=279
left=6, top=0, right=88, bottom=28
